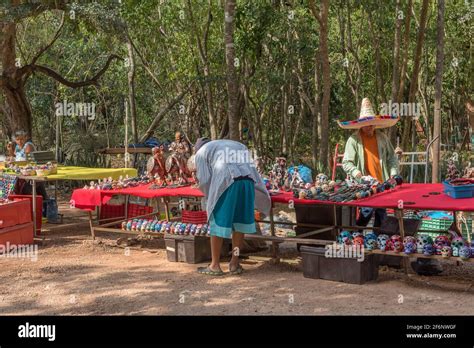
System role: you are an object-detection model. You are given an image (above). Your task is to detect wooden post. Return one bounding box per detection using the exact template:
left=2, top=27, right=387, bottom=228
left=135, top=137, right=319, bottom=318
left=88, top=211, right=95, bottom=239
left=269, top=203, right=279, bottom=262
left=396, top=208, right=408, bottom=274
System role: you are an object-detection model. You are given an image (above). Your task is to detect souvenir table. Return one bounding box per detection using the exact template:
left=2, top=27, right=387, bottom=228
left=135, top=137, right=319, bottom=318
left=9, top=166, right=137, bottom=236
left=70, top=183, right=205, bottom=239
left=70, top=181, right=473, bottom=262
left=268, top=183, right=474, bottom=263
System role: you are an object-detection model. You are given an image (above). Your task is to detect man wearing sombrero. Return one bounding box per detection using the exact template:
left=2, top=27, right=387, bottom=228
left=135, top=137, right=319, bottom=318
left=338, top=98, right=400, bottom=227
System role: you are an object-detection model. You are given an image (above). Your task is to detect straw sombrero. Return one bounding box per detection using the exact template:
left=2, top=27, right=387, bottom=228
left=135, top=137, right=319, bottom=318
left=337, top=98, right=399, bottom=130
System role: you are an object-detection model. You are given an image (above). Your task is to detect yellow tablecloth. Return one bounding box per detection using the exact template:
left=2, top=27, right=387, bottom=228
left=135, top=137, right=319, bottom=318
left=39, top=166, right=137, bottom=181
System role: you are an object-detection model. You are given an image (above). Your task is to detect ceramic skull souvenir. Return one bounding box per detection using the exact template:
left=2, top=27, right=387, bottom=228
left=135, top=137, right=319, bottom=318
left=451, top=237, right=465, bottom=257
left=352, top=231, right=363, bottom=239
left=459, top=246, right=471, bottom=261
left=441, top=246, right=452, bottom=258
left=423, top=244, right=435, bottom=256
left=404, top=242, right=417, bottom=254
left=416, top=235, right=433, bottom=254
left=403, top=236, right=416, bottom=245
left=338, top=231, right=353, bottom=245
left=365, top=232, right=378, bottom=242
left=315, top=173, right=328, bottom=184
left=392, top=241, right=404, bottom=252
left=434, top=235, right=450, bottom=254
left=390, top=235, right=402, bottom=250
left=353, top=235, right=365, bottom=247
left=377, top=234, right=390, bottom=251
left=365, top=239, right=378, bottom=251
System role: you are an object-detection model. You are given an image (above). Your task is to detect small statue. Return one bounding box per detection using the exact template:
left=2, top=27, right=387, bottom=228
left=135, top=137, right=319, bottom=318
left=147, top=145, right=167, bottom=181
left=269, top=155, right=288, bottom=188
left=166, top=131, right=192, bottom=184
left=289, top=167, right=304, bottom=189
left=445, top=159, right=460, bottom=181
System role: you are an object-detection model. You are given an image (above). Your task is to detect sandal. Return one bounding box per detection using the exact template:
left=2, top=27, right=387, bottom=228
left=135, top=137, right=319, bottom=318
left=197, top=265, right=225, bottom=276
left=229, top=264, right=244, bottom=275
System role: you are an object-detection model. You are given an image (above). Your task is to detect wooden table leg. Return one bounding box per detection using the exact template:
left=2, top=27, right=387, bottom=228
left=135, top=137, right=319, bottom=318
left=164, top=197, right=170, bottom=221
left=396, top=208, right=408, bottom=275
left=269, top=203, right=279, bottom=263
left=31, top=179, right=38, bottom=238
left=88, top=211, right=95, bottom=239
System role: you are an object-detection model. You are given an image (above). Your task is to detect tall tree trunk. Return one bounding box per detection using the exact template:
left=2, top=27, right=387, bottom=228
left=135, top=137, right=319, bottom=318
left=397, top=0, right=413, bottom=102
left=402, top=0, right=429, bottom=151
left=316, top=0, right=331, bottom=171
left=432, top=0, right=445, bottom=183
left=187, top=0, right=218, bottom=139
left=126, top=38, right=138, bottom=144
left=388, top=0, right=403, bottom=143
left=224, top=0, right=239, bottom=141
left=0, top=22, right=32, bottom=135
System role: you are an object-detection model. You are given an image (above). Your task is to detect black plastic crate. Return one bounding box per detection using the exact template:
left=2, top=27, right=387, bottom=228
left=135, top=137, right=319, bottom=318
left=165, top=234, right=231, bottom=264
left=300, top=245, right=378, bottom=284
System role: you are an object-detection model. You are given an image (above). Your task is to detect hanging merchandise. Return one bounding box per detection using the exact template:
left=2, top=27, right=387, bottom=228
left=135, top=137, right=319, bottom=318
left=0, top=174, right=17, bottom=200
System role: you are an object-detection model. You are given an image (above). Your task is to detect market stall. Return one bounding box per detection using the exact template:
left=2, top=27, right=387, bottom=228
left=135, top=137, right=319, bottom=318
left=69, top=179, right=472, bottom=254
left=1, top=165, right=137, bottom=236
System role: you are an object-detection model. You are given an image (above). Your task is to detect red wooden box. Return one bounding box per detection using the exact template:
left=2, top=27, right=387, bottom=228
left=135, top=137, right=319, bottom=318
left=0, top=199, right=32, bottom=230
left=8, top=194, right=43, bottom=234
left=0, top=222, right=34, bottom=246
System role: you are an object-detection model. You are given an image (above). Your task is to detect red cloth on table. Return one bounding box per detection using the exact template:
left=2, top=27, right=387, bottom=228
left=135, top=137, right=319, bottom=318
left=71, top=184, right=204, bottom=211
left=270, top=184, right=474, bottom=212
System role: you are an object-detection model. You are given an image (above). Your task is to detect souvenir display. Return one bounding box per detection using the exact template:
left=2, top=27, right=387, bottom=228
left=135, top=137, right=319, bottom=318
left=403, top=242, right=416, bottom=254
left=463, top=167, right=474, bottom=179
left=268, top=156, right=288, bottom=191
left=337, top=231, right=353, bottom=245
left=147, top=145, right=167, bottom=181
left=451, top=237, right=466, bottom=257
left=416, top=235, right=433, bottom=254
left=459, top=246, right=471, bottom=261
left=292, top=175, right=403, bottom=203
left=445, top=159, right=460, bottom=181
left=423, top=244, right=435, bottom=256
left=165, top=131, right=192, bottom=184
left=440, top=246, right=452, bottom=258
left=365, top=239, right=378, bottom=251
left=0, top=174, right=17, bottom=200
left=121, top=218, right=210, bottom=236
left=377, top=234, right=390, bottom=251
left=433, top=235, right=450, bottom=255
left=364, top=232, right=378, bottom=249
left=403, top=236, right=416, bottom=246
left=83, top=175, right=153, bottom=190
left=3, top=161, right=57, bottom=176
left=352, top=235, right=365, bottom=247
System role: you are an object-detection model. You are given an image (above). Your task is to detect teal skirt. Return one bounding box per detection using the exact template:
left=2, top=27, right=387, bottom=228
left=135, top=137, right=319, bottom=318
left=209, top=178, right=256, bottom=239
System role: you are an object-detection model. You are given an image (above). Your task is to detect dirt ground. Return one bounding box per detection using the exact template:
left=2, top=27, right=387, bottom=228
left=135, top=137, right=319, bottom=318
left=1, top=199, right=474, bottom=315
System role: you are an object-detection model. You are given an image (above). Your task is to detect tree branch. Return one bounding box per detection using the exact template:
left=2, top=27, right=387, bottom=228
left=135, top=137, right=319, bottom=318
left=23, top=54, right=121, bottom=87
left=139, top=83, right=194, bottom=143
left=30, top=13, right=65, bottom=65
left=308, top=0, right=323, bottom=26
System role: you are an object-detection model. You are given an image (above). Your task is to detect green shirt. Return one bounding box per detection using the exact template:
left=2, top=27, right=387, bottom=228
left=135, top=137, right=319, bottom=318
left=342, top=130, right=399, bottom=182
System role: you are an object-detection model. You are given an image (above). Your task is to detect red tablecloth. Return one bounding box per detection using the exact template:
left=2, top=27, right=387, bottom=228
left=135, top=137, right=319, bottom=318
left=71, top=183, right=474, bottom=212
left=70, top=184, right=204, bottom=211
left=270, top=184, right=474, bottom=212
